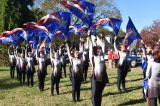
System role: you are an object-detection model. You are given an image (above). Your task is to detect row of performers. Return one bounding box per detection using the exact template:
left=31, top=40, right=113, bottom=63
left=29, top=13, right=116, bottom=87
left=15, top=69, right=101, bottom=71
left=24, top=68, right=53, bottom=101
left=8, top=31, right=131, bottom=106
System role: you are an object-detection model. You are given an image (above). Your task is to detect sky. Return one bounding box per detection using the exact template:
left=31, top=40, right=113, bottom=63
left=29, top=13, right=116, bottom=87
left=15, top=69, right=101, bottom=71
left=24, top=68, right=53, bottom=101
left=115, top=0, right=160, bottom=32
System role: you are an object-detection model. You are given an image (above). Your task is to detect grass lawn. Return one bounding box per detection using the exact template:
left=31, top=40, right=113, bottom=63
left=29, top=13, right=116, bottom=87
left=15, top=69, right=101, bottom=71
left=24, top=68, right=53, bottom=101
left=0, top=65, right=148, bottom=106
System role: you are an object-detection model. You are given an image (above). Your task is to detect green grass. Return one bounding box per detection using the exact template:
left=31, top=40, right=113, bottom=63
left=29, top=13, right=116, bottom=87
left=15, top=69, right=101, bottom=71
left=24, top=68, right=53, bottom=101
left=0, top=65, right=148, bottom=106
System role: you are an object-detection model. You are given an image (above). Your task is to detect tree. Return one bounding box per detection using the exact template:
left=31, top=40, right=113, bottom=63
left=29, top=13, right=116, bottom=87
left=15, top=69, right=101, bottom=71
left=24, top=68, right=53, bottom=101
left=140, top=19, right=160, bottom=47
left=0, top=0, right=34, bottom=31
left=35, top=0, right=121, bottom=19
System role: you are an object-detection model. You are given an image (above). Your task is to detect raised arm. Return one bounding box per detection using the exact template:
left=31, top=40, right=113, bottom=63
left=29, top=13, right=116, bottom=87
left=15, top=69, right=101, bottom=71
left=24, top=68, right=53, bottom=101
left=66, top=41, right=72, bottom=63
left=141, top=40, right=147, bottom=58
left=98, top=34, right=106, bottom=59
left=114, top=36, right=119, bottom=53
left=146, top=60, right=152, bottom=79
left=50, top=47, right=54, bottom=61
left=36, top=44, right=40, bottom=60
left=8, top=45, right=11, bottom=55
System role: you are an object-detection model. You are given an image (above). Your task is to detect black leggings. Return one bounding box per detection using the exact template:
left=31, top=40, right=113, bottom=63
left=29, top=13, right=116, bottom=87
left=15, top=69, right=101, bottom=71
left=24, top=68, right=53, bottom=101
left=19, top=67, right=25, bottom=83
left=62, top=63, right=66, bottom=77
left=10, top=63, right=15, bottom=78
left=51, top=74, right=60, bottom=95
left=16, top=66, right=20, bottom=80
left=91, top=78, right=106, bottom=106
left=38, top=70, right=46, bottom=91
left=27, top=69, right=34, bottom=86
left=83, top=63, right=89, bottom=81
left=117, top=67, right=128, bottom=91
left=72, top=76, right=82, bottom=101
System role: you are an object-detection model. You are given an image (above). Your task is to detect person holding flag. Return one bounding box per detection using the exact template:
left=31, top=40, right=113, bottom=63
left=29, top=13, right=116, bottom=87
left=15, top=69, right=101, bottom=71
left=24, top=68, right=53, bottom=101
left=50, top=46, right=62, bottom=96
left=25, top=44, right=35, bottom=87
left=114, top=33, right=131, bottom=92
left=8, top=45, right=16, bottom=79
left=36, top=44, right=47, bottom=91
left=88, top=30, right=108, bottom=106
left=66, top=38, right=83, bottom=102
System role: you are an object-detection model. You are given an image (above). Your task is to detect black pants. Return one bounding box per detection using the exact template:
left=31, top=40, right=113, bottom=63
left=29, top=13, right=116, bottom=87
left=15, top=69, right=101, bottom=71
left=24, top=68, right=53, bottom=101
left=62, top=63, right=66, bottom=77
left=114, top=59, right=119, bottom=68
left=10, top=63, right=15, bottom=78
left=72, top=75, right=82, bottom=101
left=27, top=67, right=34, bottom=86
left=149, top=98, right=160, bottom=106
left=51, top=74, right=60, bottom=95
left=83, top=63, right=89, bottom=82
left=38, top=70, right=46, bottom=91
left=117, top=67, right=128, bottom=91
left=19, top=67, right=25, bottom=83
left=91, top=78, right=106, bottom=106
left=16, top=66, right=20, bottom=80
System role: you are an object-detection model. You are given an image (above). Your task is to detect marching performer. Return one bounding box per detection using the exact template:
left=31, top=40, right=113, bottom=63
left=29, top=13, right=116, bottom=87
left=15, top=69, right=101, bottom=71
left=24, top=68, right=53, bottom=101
left=25, top=44, right=35, bottom=86
left=50, top=46, right=62, bottom=96
left=36, top=44, right=47, bottom=91
left=66, top=39, right=83, bottom=102
left=88, top=31, right=108, bottom=106
left=8, top=45, right=16, bottom=79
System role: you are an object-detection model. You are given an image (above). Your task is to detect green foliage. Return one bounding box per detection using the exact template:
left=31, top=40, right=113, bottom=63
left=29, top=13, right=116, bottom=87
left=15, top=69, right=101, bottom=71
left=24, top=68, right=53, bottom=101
left=0, top=44, right=10, bottom=66
left=0, top=0, right=44, bottom=66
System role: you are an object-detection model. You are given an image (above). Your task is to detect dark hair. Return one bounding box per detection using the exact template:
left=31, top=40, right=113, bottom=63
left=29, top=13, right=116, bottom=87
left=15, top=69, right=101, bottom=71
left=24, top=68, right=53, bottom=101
left=153, top=45, right=160, bottom=63
left=93, top=46, right=102, bottom=56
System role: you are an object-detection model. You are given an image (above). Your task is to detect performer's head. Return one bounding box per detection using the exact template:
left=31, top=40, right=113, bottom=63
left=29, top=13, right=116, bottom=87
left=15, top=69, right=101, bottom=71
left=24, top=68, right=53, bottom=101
left=21, top=53, right=24, bottom=58
left=94, top=46, right=102, bottom=56
left=39, top=51, right=44, bottom=58
left=28, top=52, right=32, bottom=57
left=120, top=44, right=126, bottom=52
left=153, top=45, right=160, bottom=63
left=73, top=50, right=79, bottom=58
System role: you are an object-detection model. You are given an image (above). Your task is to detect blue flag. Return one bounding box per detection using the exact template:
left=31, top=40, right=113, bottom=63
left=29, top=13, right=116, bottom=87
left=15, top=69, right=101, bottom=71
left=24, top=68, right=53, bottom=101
left=141, top=57, right=148, bottom=73
left=61, top=0, right=95, bottom=27
left=38, top=11, right=71, bottom=41
left=126, top=17, right=141, bottom=46
left=0, top=32, right=11, bottom=44
left=94, top=18, right=122, bottom=36
left=143, top=79, right=148, bottom=97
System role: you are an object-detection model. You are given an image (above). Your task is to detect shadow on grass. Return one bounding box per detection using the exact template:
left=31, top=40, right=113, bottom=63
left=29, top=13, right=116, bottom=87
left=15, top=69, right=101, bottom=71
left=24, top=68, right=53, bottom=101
left=126, top=78, right=144, bottom=82
left=81, top=87, right=91, bottom=91
left=0, top=68, right=10, bottom=72
left=103, top=86, right=142, bottom=97
left=117, top=98, right=146, bottom=106
left=0, top=78, right=22, bottom=90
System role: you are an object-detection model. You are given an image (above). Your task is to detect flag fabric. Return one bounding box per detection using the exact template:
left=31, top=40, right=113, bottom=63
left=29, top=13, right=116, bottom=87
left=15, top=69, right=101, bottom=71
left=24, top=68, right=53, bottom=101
left=24, top=22, right=49, bottom=43
left=61, top=0, right=95, bottom=27
left=38, top=11, right=71, bottom=41
left=126, top=17, right=141, bottom=46
left=72, top=0, right=96, bottom=26
left=141, top=57, right=148, bottom=73
left=94, top=18, right=122, bottom=36
left=143, top=78, right=148, bottom=97
left=0, top=31, right=12, bottom=44
left=68, top=24, right=88, bottom=37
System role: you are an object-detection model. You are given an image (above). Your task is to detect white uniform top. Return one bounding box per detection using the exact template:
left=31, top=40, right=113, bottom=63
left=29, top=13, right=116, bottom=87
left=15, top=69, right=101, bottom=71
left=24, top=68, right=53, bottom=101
left=20, top=58, right=25, bottom=68
left=26, top=57, right=33, bottom=68
left=72, top=58, right=82, bottom=73
left=9, top=55, right=15, bottom=63
left=38, top=58, right=46, bottom=70
left=118, top=51, right=127, bottom=66
left=51, top=58, right=62, bottom=76
left=16, top=56, right=21, bottom=67
left=93, top=55, right=105, bottom=81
